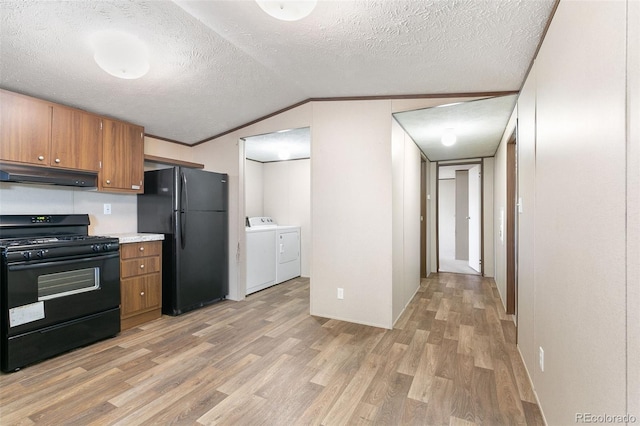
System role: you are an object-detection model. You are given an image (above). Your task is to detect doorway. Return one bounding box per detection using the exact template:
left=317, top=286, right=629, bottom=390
left=437, top=162, right=483, bottom=275
left=242, top=127, right=311, bottom=295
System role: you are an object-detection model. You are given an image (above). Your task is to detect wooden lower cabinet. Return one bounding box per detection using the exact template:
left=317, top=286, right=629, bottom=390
left=120, top=240, right=162, bottom=330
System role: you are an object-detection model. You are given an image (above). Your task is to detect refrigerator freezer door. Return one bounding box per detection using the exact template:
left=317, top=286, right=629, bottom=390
left=137, top=168, right=176, bottom=234
left=181, top=168, right=228, bottom=212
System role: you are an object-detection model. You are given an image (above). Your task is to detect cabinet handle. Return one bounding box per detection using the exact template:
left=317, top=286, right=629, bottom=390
left=140, top=264, right=145, bottom=269
left=106, top=179, right=111, bottom=184
left=140, top=291, right=145, bottom=296
left=55, top=158, right=61, bottom=163
left=38, top=155, right=45, bottom=161
left=139, top=246, right=144, bottom=251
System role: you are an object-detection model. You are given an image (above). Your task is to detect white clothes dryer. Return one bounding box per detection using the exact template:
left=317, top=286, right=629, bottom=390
left=276, top=225, right=301, bottom=284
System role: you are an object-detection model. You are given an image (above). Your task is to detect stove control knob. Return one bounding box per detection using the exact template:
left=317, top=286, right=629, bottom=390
left=92, top=244, right=100, bottom=252
left=102, top=243, right=111, bottom=251
left=23, top=251, right=32, bottom=260
left=36, top=250, right=46, bottom=259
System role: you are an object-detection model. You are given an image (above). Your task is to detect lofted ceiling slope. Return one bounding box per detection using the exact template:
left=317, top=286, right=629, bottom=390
left=0, top=1, right=555, bottom=146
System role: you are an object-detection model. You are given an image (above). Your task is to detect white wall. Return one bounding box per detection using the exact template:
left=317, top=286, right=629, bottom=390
left=516, top=63, right=536, bottom=375
left=533, top=2, right=626, bottom=422
left=492, top=110, right=515, bottom=308
left=144, top=135, right=194, bottom=162
left=438, top=179, right=455, bottom=259
left=482, top=157, right=495, bottom=277
left=391, top=119, right=421, bottom=325
left=514, top=1, right=638, bottom=423
left=311, top=100, right=393, bottom=329
left=263, top=159, right=311, bottom=277
left=244, top=159, right=263, bottom=218
left=0, top=183, right=137, bottom=235
left=627, top=0, right=640, bottom=416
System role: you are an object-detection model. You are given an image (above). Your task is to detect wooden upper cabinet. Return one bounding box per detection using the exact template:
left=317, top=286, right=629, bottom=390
left=0, top=90, right=52, bottom=165
left=51, top=106, right=102, bottom=171
left=101, top=118, right=144, bottom=193
left=1, top=89, right=145, bottom=193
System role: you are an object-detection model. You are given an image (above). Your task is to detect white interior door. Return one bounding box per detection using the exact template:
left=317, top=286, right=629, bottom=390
left=468, top=165, right=481, bottom=272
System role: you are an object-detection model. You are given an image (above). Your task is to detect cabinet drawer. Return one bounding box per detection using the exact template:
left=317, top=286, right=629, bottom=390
left=120, top=241, right=162, bottom=259
left=121, top=274, right=161, bottom=317
left=121, top=255, right=160, bottom=278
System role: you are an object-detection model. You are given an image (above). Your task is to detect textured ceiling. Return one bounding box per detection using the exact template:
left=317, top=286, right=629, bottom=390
left=394, top=94, right=518, bottom=161
left=245, top=127, right=310, bottom=162
left=0, top=1, right=555, bottom=147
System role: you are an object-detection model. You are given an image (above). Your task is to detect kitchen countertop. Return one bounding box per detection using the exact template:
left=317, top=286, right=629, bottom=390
left=102, top=233, right=165, bottom=244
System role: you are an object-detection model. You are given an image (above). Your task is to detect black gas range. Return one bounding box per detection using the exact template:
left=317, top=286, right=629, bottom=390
left=1, top=233, right=119, bottom=262
left=0, top=214, right=121, bottom=372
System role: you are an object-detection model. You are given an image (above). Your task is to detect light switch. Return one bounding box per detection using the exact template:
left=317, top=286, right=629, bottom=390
left=103, top=203, right=112, bottom=215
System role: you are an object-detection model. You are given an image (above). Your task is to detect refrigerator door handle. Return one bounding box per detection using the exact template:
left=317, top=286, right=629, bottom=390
left=180, top=172, right=188, bottom=212
left=180, top=211, right=186, bottom=249
left=180, top=171, right=188, bottom=249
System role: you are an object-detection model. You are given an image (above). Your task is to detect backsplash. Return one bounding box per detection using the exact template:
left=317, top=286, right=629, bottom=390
left=0, top=182, right=137, bottom=235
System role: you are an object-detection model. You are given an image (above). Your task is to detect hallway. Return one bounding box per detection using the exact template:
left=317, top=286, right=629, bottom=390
left=0, top=273, right=543, bottom=425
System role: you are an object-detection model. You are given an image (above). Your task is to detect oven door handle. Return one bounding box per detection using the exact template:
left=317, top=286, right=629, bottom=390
left=7, top=252, right=119, bottom=270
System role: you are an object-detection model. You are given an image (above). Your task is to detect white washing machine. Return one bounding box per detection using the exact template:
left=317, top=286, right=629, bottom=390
left=246, top=217, right=277, bottom=295
left=276, top=225, right=301, bottom=284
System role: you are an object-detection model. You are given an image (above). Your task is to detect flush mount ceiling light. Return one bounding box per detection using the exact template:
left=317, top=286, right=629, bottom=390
left=90, top=30, right=149, bottom=79
left=441, top=128, right=457, bottom=147
left=278, top=150, right=291, bottom=160
left=255, top=0, right=317, bottom=21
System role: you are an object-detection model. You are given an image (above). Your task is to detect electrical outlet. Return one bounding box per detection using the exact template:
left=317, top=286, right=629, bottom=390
left=103, top=203, right=112, bottom=215
left=337, top=288, right=344, bottom=300
left=539, top=346, right=544, bottom=372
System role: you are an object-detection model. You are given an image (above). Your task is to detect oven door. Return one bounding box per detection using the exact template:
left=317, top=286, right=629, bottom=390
left=3, top=251, right=120, bottom=337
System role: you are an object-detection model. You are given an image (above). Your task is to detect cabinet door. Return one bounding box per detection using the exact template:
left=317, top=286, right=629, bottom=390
left=102, top=118, right=144, bottom=192
left=0, top=90, right=51, bottom=165
left=121, top=274, right=161, bottom=317
left=51, top=106, right=102, bottom=171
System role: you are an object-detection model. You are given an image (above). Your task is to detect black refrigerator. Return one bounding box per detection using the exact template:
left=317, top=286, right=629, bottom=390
left=137, top=167, right=228, bottom=315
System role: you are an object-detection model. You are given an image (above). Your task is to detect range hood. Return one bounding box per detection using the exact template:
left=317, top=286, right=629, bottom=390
left=0, top=162, right=98, bottom=188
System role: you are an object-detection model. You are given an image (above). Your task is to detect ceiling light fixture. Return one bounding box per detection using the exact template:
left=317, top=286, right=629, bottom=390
left=278, top=150, right=291, bottom=160
left=90, top=30, right=149, bottom=79
left=255, top=0, right=317, bottom=21
left=441, top=128, right=457, bottom=147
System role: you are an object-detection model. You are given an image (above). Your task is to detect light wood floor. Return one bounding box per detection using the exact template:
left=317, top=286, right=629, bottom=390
left=0, top=273, right=544, bottom=425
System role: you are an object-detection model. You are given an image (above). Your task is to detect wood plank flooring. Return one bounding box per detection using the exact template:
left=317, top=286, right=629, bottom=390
left=0, top=273, right=544, bottom=425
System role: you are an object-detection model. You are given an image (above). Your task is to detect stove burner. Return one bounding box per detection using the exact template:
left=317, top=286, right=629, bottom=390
left=1, top=235, right=114, bottom=247
left=32, top=238, right=61, bottom=243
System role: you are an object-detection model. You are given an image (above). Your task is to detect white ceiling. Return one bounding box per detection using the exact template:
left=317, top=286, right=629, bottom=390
left=394, top=94, right=518, bottom=161
left=0, top=1, right=555, bottom=147
left=245, top=127, right=310, bottom=162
